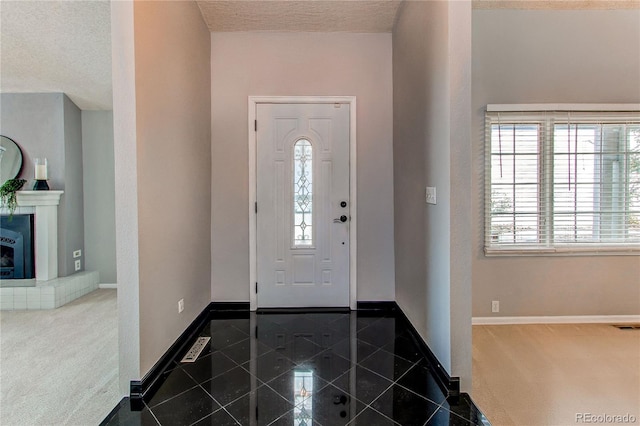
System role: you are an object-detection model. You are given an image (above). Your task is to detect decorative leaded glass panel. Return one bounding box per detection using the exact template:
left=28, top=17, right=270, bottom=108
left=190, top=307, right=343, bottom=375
left=293, top=369, right=313, bottom=425
left=294, top=139, right=313, bottom=246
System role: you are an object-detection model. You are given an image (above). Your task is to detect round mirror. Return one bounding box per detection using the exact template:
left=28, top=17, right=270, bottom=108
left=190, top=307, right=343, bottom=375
left=0, top=135, right=24, bottom=186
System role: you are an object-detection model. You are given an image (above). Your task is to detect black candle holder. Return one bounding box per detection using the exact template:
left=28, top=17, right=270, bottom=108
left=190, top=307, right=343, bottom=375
left=33, top=180, right=49, bottom=190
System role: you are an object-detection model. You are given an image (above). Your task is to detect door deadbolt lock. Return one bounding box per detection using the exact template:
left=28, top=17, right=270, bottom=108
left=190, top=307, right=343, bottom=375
left=340, top=201, right=347, bottom=208
left=333, top=215, right=348, bottom=223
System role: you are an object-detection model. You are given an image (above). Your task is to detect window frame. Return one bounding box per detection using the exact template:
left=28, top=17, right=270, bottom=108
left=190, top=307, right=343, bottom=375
left=484, top=104, right=640, bottom=256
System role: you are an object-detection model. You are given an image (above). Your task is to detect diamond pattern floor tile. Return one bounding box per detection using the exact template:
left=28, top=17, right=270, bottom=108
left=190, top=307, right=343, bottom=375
left=102, top=310, right=488, bottom=426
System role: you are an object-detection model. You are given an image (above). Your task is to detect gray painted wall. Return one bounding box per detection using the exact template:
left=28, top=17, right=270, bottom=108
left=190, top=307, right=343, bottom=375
left=112, top=0, right=212, bottom=388
left=82, top=110, right=116, bottom=283
left=133, top=0, right=212, bottom=375
left=393, top=2, right=429, bottom=371
left=393, top=1, right=473, bottom=391
left=210, top=32, right=395, bottom=302
left=472, top=9, right=640, bottom=317
left=61, top=95, right=84, bottom=276
left=0, top=92, right=84, bottom=277
left=111, top=0, right=140, bottom=395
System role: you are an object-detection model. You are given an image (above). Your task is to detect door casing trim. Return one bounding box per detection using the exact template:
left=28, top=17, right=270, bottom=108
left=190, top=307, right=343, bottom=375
left=248, top=96, right=357, bottom=311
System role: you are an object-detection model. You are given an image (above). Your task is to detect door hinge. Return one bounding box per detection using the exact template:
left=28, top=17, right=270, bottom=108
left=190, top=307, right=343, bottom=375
left=255, top=325, right=258, bottom=339
left=255, top=282, right=258, bottom=293
left=255, top=202, right=257, bottom=213
left=254, top=120, right=257, bottom=132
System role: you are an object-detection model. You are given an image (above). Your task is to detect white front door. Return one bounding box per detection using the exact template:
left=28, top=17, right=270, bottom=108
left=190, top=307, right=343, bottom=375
left=256, top=103, right=350, bottom=308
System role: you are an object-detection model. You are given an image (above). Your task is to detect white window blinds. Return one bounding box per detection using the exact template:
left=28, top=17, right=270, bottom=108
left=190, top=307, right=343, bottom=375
left=484, top=106, right=640, bottom=255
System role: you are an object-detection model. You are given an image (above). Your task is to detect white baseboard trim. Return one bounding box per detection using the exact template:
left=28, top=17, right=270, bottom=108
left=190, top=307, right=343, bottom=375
left=473, top=315, right=640, bottom=325
left=98, top=283, right=117, bottom=289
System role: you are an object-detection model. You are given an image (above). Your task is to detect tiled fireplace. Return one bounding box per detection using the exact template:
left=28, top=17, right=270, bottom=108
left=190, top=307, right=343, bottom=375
left=0, top=191, right=98, bottom=310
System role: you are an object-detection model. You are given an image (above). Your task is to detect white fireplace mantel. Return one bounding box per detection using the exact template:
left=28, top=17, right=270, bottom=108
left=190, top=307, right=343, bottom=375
left=16, top=190, right=64, bottom=207
left=1, top=190, right=64, bottom=281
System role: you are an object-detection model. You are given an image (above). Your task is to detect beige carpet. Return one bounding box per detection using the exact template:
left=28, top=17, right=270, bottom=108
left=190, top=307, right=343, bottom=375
left=0, top=289, right=120, bottom=426
left=473, top=323, right=640, bottom=426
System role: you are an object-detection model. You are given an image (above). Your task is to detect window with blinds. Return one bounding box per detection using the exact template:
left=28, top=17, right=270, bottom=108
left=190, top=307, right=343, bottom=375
left=485, top=106, right=640, bottom=255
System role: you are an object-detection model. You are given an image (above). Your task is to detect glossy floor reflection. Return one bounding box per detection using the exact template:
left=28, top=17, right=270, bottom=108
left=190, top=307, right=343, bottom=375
left=103, top=310, right=489, bottom=425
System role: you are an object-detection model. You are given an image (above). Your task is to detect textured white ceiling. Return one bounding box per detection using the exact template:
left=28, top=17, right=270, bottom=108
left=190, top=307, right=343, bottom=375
left=0, top=1, right=112, bottom=110
left=2, top=0, right=637, bottom=111
left=196, top=0, right=403, bottom=32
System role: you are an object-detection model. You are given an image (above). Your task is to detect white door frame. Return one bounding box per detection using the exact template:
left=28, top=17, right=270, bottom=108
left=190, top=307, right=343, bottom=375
left=249, top=96, right=357, bottom=311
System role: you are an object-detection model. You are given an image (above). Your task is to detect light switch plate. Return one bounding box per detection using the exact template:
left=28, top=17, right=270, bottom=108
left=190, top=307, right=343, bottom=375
left=426, top=187, right=436, bottom=205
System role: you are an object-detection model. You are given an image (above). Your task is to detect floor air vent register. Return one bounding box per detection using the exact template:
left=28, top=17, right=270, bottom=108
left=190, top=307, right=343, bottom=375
left=180, top=337, right=210, bottom=363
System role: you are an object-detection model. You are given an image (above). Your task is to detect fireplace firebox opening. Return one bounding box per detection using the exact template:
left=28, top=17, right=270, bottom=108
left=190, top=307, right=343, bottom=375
left=0, top=214, right=34, bottom=279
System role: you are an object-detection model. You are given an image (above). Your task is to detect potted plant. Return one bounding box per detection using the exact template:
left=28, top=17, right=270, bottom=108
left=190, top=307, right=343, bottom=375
left=0, top=178, right=27, bottom=219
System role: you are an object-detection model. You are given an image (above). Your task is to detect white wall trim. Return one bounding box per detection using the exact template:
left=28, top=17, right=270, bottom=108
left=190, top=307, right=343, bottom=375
left=248, top=96, right=357, bottom=311
left=98, top=283, right=118, bottom=289
left=473, top=315, right=640, bottom=325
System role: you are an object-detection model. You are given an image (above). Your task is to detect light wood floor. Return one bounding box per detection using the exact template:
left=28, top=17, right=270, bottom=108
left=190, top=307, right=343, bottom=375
left=0, top=289, right=120, bottom=425
left=472, top=323, right=640, bottom=426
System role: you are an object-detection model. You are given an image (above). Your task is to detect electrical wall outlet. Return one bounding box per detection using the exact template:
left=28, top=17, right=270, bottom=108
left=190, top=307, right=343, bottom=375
left=491, top=300, right=500, bottom=313
left=426, top=187, right=437, bottom=205
left=74, top=260, right=81, bottom=271
left=178, top=299, right=184, bottom=313
left=73, top=250, right=82, bottom=258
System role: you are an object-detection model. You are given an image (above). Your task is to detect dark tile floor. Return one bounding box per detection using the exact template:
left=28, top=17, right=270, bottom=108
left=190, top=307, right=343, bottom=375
left=103, top=310, right=489, bottom=426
